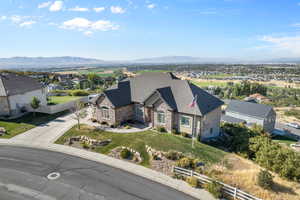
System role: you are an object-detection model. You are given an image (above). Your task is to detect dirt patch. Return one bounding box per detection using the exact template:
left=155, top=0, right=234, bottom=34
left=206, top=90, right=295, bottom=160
left=211, top=154, right=300, bottom=200
left=275, top=107, right=300, bottom=124
left=150, top=157, right=175, bottom=176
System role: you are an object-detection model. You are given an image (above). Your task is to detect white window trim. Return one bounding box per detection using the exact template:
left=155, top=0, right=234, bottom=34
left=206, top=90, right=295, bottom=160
left=157, top=111, right=166, bottom=124
left=101, top=106, right=110, bottom=120
left=180, top=115, right=191, bottom=127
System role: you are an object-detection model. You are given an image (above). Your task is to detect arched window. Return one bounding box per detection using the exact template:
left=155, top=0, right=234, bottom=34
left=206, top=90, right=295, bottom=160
left=101, top=106, right=110, bottom=119
left=157, top=111, right=165, bottom=124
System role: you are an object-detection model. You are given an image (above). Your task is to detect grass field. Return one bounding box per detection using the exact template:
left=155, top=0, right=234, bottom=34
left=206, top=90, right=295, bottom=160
left=137, top=70, right=170, bottom=74
left=191, top=80, right=228, bottom=87
left=48, top=96, right=82, bottom=104
left=272, top=135, right=298, bottom=145
left=0, top=112, right=67, bottom=139
left=55, top=125, right=227, bottom=167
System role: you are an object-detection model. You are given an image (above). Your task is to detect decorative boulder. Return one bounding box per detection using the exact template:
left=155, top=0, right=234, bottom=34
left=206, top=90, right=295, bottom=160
left=0, top=127, right=6, bottom=136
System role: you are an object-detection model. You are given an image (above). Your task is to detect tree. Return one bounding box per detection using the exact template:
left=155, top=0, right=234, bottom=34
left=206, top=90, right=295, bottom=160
left=30, top=97, right=40, bottom=117
left=71, top=101, right=87, bottom=130
left=257, top=170, right=273, bottom=190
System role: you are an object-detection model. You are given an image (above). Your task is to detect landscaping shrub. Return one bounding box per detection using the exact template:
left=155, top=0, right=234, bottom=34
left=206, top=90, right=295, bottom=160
left=257, top=170, right=274, bottom=190
left=91, top=118, right=97, bottom=123
left=181, top=132, right=189, bottom=138
left=176, top=157, right=194, bottom=169
left=204, top=181, right=223, bottom=199
left=124, top=125, right=131, bottom=129
left=157, top=126, right=167, bottom=133
left=100, top=121, right=108, bottom=125
left=186, top=177, right=199, bottom=188
left=71, top=90, right=89, bottom=96
left=165, top=150, right=183, bottom=161
left=82, top=142, right=90, bottom=149
left=120, top=148, right=132, bottom=159
left=172, top=129, right=180, bottom=135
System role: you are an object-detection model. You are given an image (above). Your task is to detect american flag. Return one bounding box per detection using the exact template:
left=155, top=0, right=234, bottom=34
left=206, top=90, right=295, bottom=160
left=189, top=95, right=198, bottom=108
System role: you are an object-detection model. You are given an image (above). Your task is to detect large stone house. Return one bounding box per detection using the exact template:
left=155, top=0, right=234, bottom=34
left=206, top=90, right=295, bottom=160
left=0, top=73, right=47, bottom=117
left=92, top=72, right=224, bottom=141
left=222, top=100, right=276, bottom=132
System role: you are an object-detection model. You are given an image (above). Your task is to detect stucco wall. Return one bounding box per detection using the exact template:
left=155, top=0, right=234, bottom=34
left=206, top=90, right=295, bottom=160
left=200, top=106, right=222, bottom=140
left=8, top=89, right=47, bottom=116
left=95, top=96, right=116, bottom=125
left=0, top=97, right=10, bottom=116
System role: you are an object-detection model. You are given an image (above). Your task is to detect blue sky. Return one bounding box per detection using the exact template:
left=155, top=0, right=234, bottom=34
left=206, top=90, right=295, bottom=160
left=1, top=0, right=300, bottom=60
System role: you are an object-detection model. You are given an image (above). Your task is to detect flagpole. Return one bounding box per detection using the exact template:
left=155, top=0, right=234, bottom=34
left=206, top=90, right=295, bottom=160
left=192, top=95, right=197, bottom=149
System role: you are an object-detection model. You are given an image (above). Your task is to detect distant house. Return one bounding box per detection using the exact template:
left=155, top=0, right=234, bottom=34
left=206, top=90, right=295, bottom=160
left=0, top=73, right=47, bottom=117
left=222, top=100, right=276, bottom=132
left=92, top=72, right=224, bottom=140
left=244, top=93, right=270, bottom=103
left=47, top=84, right=64, bottom=92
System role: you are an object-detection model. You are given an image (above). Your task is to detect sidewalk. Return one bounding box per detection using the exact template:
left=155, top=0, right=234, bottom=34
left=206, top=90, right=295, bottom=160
left=0, top=140, right=215, bottom=200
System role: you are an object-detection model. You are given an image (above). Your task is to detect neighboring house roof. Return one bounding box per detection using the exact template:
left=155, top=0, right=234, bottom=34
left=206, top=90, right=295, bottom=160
left=221, top=115, right=246, bottom=124
left=97, top=72, right=224, bottom=116
left=226, top=100, right=273, bottom=119
left=0, top=73, right=43, bottom=96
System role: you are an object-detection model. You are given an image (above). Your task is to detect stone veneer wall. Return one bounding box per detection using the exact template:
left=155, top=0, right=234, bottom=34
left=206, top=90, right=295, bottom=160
left=0, top=97, right=10, bottom=116
left=95, top=96, right=116, bottom=125
left=153, top=99, right=173, bottom=132
left=115, top=104, right=134, bottom=124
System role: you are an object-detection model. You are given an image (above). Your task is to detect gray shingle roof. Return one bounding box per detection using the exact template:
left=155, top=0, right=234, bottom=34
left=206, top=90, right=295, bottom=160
left=226, top=100, right=273, bottom=119
left=100, top=72, right=224, bottom=116
left=0, top=73, right=43, bottom=96
left=103, top=80, right=132, bottom=107
left=221, top=115, right=246, bottom=124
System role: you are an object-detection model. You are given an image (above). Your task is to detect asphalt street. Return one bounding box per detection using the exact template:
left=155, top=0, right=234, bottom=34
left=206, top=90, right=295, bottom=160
left=0, top=146, right=197, bottom=200
left=275, top=123, right=300, bottom=139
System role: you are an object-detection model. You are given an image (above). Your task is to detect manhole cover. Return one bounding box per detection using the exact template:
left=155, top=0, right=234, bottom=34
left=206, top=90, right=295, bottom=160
left=47, top=172, right=60, bottom=180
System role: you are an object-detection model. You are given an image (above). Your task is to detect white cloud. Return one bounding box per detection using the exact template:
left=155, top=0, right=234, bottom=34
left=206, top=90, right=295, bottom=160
left=94, top=7, right=105, bottom=13
left=10, top=15, right=23, bottom=23
left=61, top=17, right=119, bottom=33
left=49, top=1, right=63, bottom=12
left=19, top=20, right=36, bottom=27
left=147, top=4, right=156, bottom=9
left=38, top=1, right=51, bottom=9
left=69, top=6, right=89, bottom=12
left=0, top=16, right=7, bottom=20
left=84, top=31, right=93, bottom=37
left=110, top=6, right=125, bottom=14
left=260, top=35, right=300, bottom=56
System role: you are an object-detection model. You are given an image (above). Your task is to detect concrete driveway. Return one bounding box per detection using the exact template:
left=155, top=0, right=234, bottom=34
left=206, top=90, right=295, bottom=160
left=0, top=146, right=198, bottom=200
left=10, top=113, right=80, bottom=144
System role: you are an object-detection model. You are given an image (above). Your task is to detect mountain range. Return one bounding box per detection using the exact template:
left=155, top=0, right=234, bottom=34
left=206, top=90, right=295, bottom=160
left=0, top=56, right=299, bottom=69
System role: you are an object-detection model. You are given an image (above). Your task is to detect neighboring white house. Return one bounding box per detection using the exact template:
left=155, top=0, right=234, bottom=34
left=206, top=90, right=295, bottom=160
left=222, top=100, right=276, bottom=132
left=0, top=73, right=47, bottom=117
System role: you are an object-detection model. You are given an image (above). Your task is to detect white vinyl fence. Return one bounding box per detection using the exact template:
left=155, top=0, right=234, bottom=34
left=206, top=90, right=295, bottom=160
left=27, top=97, right=88, bottom=114
left=173, top=166, right=262, bottom=200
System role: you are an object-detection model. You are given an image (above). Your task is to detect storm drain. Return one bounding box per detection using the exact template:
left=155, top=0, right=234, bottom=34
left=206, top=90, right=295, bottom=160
left=47, top=172, right=60, bottom=180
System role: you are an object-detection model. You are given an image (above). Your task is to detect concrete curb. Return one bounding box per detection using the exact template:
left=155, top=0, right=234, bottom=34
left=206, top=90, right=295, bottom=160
left=0, top=141, right=215, bottom=200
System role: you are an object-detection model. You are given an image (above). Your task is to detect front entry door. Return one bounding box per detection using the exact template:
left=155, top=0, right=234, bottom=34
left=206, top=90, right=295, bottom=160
left=135, top=104, right=144, bottom=123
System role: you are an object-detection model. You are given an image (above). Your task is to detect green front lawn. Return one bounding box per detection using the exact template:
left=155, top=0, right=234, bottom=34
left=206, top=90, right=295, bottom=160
left=0, top=111, right=68, bottom=139
left=55, top=125, right=227, bottom=167
left=272, top=135, right=298, bottom=145
left=48, top=96, right=82, bottom=104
